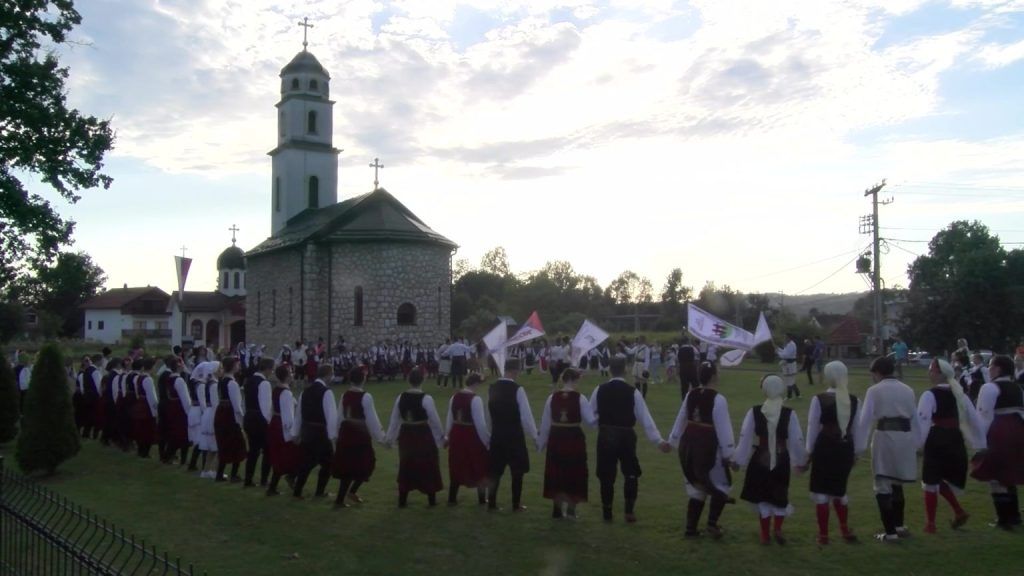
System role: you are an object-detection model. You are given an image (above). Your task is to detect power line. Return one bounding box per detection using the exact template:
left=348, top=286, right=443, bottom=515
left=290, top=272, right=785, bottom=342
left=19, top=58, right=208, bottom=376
left=793, top=251, right=867, bottom=296
left=897, top=181, right=1024, bottom=192
left=736, top=245, right=867, bottom=282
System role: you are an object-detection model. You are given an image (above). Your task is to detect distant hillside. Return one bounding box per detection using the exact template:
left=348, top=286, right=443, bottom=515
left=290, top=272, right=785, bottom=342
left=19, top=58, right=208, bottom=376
left=763, top=292, right=866, bottom=317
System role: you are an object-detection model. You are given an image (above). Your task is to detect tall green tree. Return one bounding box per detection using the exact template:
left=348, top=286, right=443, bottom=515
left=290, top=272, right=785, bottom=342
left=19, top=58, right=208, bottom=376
left=0, top=353, right=18, bottom=444
left=19, top=251, right=106, bottom=336
left=606, top=270, right=653, bottom=305
left=902, top=221, right=1011, bottom=352
left=15, top=342, right=80, bottom=473
left=480, top=246, right=512, bottom=277
left=1, top=1, right=115, bottom=291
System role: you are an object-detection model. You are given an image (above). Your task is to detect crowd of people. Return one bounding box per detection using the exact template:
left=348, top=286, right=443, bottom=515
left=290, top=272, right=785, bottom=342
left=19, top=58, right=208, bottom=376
left=9, top=335, right=1024, bottom=545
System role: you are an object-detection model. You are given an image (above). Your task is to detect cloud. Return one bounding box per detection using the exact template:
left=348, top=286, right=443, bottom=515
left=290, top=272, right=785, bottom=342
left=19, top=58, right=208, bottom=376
left=976, top=38, right=1024, bottom=68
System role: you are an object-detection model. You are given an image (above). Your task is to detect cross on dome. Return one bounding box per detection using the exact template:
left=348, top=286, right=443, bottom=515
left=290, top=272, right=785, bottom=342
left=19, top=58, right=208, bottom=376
left=298, top=17, right=314, bottom=51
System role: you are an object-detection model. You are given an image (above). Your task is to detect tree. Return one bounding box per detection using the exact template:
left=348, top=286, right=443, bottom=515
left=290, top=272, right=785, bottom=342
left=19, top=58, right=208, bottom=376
left=1, top=2, right=115, bottom=291
left=15, top=342, right=80, bottom=473
left=480, top=246, right=511, bottom=277
left=0, top=353, right=18, bottom=444
left=20, top=251, right=105, bottom=336
left=660, top=268, right=692, bottom=304
left=605, top=270, right=653, bottom=305
left=0, top=301, right=26, bottom=343
left=452, top=258, right=473, bottom=282
left=901, top=221, right=1011, bottom=352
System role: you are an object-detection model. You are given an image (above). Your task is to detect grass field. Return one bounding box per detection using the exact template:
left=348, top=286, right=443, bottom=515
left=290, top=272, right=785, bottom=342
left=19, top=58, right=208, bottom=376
left=6, top=363, right=1022, bottom=576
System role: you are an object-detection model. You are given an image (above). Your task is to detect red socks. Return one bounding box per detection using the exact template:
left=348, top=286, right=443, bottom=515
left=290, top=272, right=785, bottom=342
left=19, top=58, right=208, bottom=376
left=816, top=503, right=830, bottom=537
left=833, top=500, right=851, bottom=535
left=759, top=516, right=771, bottom=543
left=924, top=491, right=938, bottom=529
left=939, top=484, right=964, bottom=515
left=773, top=515, right=785, bottom=533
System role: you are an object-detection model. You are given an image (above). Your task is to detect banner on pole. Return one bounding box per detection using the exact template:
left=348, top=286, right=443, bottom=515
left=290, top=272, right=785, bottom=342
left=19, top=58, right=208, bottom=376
left=505, top=311, right=545, bottom=348
left=483, top=322, right=509, bottom=377
left=570, top=319, right=609, bottom=367
left=174, top=256, right=192, bottom=301
left=686, top=305, right=773, bottom=367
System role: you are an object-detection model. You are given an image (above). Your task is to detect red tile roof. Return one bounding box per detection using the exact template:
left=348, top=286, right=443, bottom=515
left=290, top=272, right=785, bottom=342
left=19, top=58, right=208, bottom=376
left=828, top=316, right=863, bottom=346
left=81, top=287, right=170, bottom=310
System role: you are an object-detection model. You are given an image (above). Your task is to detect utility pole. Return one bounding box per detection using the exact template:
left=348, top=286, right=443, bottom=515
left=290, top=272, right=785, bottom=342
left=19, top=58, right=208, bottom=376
left=863, top=179, right=890, bottom=355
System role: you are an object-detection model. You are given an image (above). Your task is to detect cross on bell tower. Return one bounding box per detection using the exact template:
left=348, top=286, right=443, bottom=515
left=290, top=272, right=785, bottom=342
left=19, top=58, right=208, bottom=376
left=228, top=224, right=240, bottom=245
left=298, top=17, right=314, bottom=51
left=369, top=157, right=384, bottom=189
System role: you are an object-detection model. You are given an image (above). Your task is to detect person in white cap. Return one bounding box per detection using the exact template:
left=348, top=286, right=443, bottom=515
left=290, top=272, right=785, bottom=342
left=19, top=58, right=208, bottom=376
left=806, top=361, right=859, bottom=544
left=735, top=375, right=807, bottom=545
left=855, top=356, right=921, bottom=543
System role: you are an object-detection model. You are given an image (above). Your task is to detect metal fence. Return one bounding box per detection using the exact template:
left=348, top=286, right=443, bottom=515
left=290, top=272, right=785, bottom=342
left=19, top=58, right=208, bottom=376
left=0, top=455, right=204, bottom=576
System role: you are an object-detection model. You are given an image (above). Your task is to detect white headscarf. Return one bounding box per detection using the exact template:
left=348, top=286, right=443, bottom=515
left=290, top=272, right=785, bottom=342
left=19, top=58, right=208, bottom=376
left=761, top=375, right=786, bottom=470
left=190, top=360, right=220, bottom=382
left=935, top=358, right=974, bottom=444
left=824, top=361, right=852, bottom=439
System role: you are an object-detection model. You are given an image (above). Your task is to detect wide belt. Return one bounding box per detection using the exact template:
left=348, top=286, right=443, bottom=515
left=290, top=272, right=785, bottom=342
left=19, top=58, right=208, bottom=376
left=931, top=417, right=959, bottom=429
left=877, top=417, right=911, bottom=432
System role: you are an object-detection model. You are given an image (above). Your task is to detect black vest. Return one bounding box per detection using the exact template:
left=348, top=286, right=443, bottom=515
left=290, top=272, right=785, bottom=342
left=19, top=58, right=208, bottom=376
left=686, top=387, right=718, bottom=425
left=82, top=366, right=99, bottom=399
left=124, top=374, right=138, bottom=401
left=993, top=378, right=1024, bottom=410
left=217, top=377, right=235, bottom=405
left=301, top=381, right=328, bottom=425
left=158, top=372, right=174, bottom=405
left=929, top=386, right=958, bottom=420
left=753, top=405, right=791, bottom=445
left=243, top=374, right=264, bottom=413
left=398, top=391, right=428, bottom=423
left=488, top=379, right=523, bottom=436
left=815, top=392, right=858, bottom=438
left=595, top=379, right=637, bottom=427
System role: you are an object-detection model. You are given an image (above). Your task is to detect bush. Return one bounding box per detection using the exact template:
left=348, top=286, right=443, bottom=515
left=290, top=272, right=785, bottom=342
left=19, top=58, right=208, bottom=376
left=15, top=342, right=80, bottom=474
left=0, top=354, right=18, bottom=444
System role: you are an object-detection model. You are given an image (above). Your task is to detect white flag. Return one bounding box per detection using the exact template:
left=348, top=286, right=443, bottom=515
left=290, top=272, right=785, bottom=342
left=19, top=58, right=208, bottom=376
left=687, top=303, right=759, bottom=350
left=570, top=319, right=609, bottom=367
left=719, top=349, right=747, bottom=367
left=754, top=311, right=773, bottom=345
left=482, top=322, right=508, bottom=377
left=505, top=311, right=545, bottom=348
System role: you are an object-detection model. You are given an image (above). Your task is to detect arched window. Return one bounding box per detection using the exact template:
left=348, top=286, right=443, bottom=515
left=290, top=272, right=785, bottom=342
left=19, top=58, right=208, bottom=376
left=291, top=78, right=299, bottom=90
left=309, top=79, right=319, bottom=91
left=190, top=319, right=203, bottom=340
left=307, top=110, right=317, bottom=134
left=278, top=111, right=285, bottom=137
left=273, top=177, right=281, bottom=212
left=397, top=303, right=416, bottom=326
left=233, top=271, right=240, bottom=289
left=308, top=176, right=319, bottom=209
left=223, top=271, right=229, bottom=289
left=354, top=286, right=363, bottom=326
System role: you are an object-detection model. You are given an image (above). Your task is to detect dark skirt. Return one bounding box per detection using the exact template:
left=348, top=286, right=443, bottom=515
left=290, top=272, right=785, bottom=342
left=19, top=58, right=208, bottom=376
left=398, top=425, right=443, bottom=494
left=451, top=356, right=468, bottom=377
left=164, top=402, right=190, bottom=450
left=543, top=427, right=588, bottom=502
left=131, top=401, right=157, bottom=447
left=490, top=435, right=530, bottom=476
left=809, top=432, right=855, bottom=496
left=740, top=445, right=791, bottom=508
left=332, top=422, right=376, bottom=481
left=679, top=425, right=725, bottom=497
left=448, top=424, right=489, bottom=488
left=214, top=404, right=247, bottom=465
left=267, top=416, right=302, bottom=475
left=588, top=356, right=600, bottom=371
left=116, top=398, right=134, bottom=444
left=971, top=414, right=1024, bottom=486
left=922, top=427, right=967, bottom=489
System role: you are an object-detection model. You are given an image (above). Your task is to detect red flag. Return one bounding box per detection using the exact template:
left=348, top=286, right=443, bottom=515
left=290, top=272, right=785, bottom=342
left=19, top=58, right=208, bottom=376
left=174, top=256, right=192, bottom=301
left=506, top=311, right=545, bottom=347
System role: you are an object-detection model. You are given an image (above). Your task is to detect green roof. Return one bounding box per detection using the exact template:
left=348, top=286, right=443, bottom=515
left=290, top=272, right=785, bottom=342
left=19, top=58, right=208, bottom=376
left=247, top=188, right=457, bottom=258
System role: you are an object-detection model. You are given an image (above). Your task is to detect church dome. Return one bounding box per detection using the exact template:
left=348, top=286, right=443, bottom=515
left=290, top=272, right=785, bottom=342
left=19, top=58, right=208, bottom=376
left=217, top=245, right=246, bottom=270
left=281, top=51, right=328, bottom=77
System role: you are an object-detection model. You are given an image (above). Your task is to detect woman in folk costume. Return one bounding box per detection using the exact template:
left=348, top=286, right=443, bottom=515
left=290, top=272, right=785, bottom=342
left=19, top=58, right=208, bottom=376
left=669, top=362, right=736, bottom=539
left=332, top=367, right=387, bottom=508
left=186, top=361, right=216, bottom=471
left=130, top=358, right=160, bottom=459
left=386, top=368, right=445, bottom=507
left=276, top=345, right=293, bottom=370
left=735, top=375, right=807, bottom=545
left=970, top=354, right=1024, bottom=530
left=266, top=365, right=304, bottom=496
left=919, top=358, right=983, bottom=533
left=445, top=372, right=491, bottom=506
left=213, top=357, right=247, bottom=482
left=538, top=368, right=597, bottom=519
left=197, top=365, right=221, bottom=479
left=805, top=361, right=859, bottom=544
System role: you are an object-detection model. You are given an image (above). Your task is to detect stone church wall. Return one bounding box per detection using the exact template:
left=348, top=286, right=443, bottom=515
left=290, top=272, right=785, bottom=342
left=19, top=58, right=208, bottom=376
left=245, top=248, right=304, bottom=350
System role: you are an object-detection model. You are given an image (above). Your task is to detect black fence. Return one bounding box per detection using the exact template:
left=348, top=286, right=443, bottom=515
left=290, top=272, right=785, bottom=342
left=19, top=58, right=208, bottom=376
left=0, top=455, right=204, bottom=575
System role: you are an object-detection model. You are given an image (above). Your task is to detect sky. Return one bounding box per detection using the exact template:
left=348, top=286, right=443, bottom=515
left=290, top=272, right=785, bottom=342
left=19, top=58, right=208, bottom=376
left=25, top=0, right=1024, bottom=298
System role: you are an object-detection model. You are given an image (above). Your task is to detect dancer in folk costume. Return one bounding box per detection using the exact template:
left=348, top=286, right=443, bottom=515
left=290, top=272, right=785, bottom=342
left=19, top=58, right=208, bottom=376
left=266, top=366, right=303, bottom=496
left=386, top=368, right=445, bottom=507
left=855, top=356, right=922, bottom=543
left=242, top=358, right=275, bottom=487
left=538, top=368, right=597, bottom=519
left=806, top=361, right=859, bottom=544
left=158, top=356, right=192, bottom=465
left=971, top=354, right=1024, bottom=530
left=187, top=361, right=216, bottom=472
left=669, top=361, right=736, bottom=539
left=130, top=358, right=159, bottom=458
left=488, top=361, right=539, bottom=512
left=293, top=365, right=339, bottom=499
left=332, top=368, right=387, bottom=508
left=445, top=373, right=490, bottom=506
left=214, top=357, right=247, bottom=482
left=197, top=364, right=221, bottom=479
left=777, top=333, right=800, bottom=400
left=735, top=375, right=807, bottom=545
left=77, top=355, right=102, bottom=439
left=919, top=359, right=982, bottom=533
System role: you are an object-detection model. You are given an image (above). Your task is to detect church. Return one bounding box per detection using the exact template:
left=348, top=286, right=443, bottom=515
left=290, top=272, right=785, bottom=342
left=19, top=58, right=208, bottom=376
left=245, top=44, right=456, bottom=351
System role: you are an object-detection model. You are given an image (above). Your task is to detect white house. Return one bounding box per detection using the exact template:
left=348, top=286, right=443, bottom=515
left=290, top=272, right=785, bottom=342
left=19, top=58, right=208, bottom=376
left=80, top=287, right=172, bottom=345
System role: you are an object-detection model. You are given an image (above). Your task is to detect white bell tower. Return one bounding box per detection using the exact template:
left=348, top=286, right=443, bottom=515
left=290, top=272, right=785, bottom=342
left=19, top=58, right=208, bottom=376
left=269, top=20, right=340, bottom=236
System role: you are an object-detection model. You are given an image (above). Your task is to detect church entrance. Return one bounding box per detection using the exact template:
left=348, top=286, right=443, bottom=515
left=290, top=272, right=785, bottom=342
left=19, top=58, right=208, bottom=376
left=230, top=320, right=246, bottom=349
left=205, top=319, right=220, bottom=349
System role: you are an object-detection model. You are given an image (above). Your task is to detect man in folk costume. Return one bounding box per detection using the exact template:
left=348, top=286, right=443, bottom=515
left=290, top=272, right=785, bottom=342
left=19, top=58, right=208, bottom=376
left=966, top=352, right=991, bottom=405
left=131, top=358, right=160, bottom=458
left=971, top=354, right=1024, bottom=530
left=332, top=367, right=387, bottom=508
left=735, top=375, right=807, bottom=545
left=98, top=358, right=122, bottom=446
left=538, top=368, right=597, bottom=519
left=386, top=368, right=445, bottom=507
left=591, top=356, right=671, bottom=523
left=669, top=362, right=736, bottom=538
left=266, top=366, right=303, bottom=496
left=777, top=333, right=800, bottom=400
left=77, top=355, right=102, bottom=439
left=158, top=356, right=192, bottom=465
left=854, top=356, right=922, bottom=543
left=242, top=358, right=274, bottom=488
left=805, top=361, right=859, bottom=544
left=447, top=338, right=472, bottom=389
left=445, top=372, right=490, bottom=506
left=293, top=364, right=339, bottom=499
left=919, top=358, right=982, bottom=533
left=213, top=357, right=247, bottom=483
left=117, top=358, right=137, bottom=452
left=487, top=361, right=539, bottom=512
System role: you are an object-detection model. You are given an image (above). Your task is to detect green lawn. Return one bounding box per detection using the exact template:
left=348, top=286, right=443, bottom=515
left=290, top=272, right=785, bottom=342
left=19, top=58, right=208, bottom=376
left=6, top=363, right=1021, bottom=576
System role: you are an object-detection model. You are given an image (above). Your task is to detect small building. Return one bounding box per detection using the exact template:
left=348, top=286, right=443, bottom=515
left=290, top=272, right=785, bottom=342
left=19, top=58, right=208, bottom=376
left=80, top=287, right=172, bottom=345
left=826, top=316, right=865, bottom=359
left=169, top=243, right=247, bottom=352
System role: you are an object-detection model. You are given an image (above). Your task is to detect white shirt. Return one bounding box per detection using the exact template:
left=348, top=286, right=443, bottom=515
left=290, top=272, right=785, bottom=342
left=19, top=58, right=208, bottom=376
left=338, top=388, right=387, bottom=444
left=445, top=390, right=490, bottom=448
left=976, top=377, right=1024, bottom=439
left=17, top=365, right=31, bottom=391
left=668, top=390, right=735, bottom=459
left=77, top=369, right=101, bottom=395
left=537, top=390, right=597, bottom=451
left=139, top=375, right=158, bottom=418
left=446, top=342, right=472, bottom=358
left=386, top=390, right=445, bottom=447
left=777, top=341, right=797, bottom=361
left=172, top=375, right=192, bottom=415
left=256, top=376, right=273, bottom=423
left=589, top=379, right=665, bottom=445
left=733, top=407, right=807, bottom=468
left=293, top=380, right=339, bottom=441
left=279, top=388, right=298, bottom=442
left=226, top=377, right=245, bottom=425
